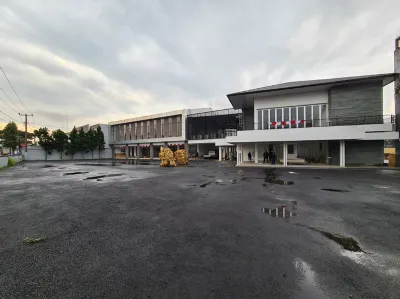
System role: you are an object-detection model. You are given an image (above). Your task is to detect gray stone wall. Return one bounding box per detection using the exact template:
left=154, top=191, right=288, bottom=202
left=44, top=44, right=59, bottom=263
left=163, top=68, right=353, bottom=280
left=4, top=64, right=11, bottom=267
left=328, top=82, right=383, bottom=119
left=345, top=140, right=383, bottom=166
left=243, top=108, right=254, bottom=130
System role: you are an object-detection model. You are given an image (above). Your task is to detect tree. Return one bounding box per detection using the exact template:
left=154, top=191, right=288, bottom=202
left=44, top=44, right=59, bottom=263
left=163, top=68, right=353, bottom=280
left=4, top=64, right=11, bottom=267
left=95, top=126, right=105, bottom=158
left=86, top=129, right=97, bottom=158
left=77, top=127, right=88, bottom=154
left=34, top=127, right=55, bottom=160
left=1, top=122, right=19, bottom=152
left=52, top=129, right=68, bottom=159
left=66, top=127, right=78, bottom=159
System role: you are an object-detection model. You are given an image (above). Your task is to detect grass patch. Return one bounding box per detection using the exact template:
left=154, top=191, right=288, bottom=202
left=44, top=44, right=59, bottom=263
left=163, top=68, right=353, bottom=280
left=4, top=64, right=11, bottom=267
left=7, top=157, right=16, bottom=166
left=24, top=237, right=46, bottom=244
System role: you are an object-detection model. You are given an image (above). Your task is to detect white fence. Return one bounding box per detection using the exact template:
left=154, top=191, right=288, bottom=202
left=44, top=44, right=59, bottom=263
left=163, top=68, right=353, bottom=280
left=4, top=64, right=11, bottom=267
left=0, top=155, right=23, bottom=167
left=23, top=146, right=112, bottom=161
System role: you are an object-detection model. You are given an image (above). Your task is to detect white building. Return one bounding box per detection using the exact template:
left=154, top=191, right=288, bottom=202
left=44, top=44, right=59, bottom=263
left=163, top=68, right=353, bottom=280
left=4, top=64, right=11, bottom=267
left=224, top=73, right=398, bottom=167
left=109, top=108, right=211, bottom=159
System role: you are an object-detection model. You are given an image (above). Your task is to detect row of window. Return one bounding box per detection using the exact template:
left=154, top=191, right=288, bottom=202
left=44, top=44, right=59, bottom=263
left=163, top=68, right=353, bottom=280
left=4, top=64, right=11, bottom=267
left=257, top=104, right=327, bottom=129
left=113, top=121, right=182, bottom=141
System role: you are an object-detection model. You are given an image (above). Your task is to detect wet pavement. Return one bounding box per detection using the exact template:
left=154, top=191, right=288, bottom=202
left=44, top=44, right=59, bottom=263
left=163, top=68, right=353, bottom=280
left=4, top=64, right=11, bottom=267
left=0, top=160, right=399, bottom=298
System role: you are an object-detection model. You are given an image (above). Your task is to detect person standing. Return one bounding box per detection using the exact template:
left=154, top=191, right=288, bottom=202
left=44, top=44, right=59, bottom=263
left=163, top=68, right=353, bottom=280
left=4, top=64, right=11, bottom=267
left=248, top=151, right=252, bottom=162
left=263, top=150, right=269, bottom=163
left=270, top=149, right=276, bottom=165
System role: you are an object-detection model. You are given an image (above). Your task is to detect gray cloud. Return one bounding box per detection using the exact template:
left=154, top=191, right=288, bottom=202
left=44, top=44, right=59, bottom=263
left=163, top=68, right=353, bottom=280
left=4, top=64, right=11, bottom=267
left=0, top=0, right=399, bottom=130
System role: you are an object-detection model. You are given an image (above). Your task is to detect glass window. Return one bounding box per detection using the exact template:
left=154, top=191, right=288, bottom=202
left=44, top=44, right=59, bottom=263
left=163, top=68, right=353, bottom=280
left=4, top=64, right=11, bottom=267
left=263, top=109, right=269, bottom=130
left=284, top=107, right=289, bottom=128
left=313, top=105, right=319, bottom=127
left=277, top=108, right=282, bottom=128
left=270, top=108, right=276, bottom=129
left=298, top=107, right=305, bottom=128
left=321, top=104, right=327, bottom=126
left=258, top=110, right=262, bottom=130
left=290, top=107, right=296, bottom=128
left=306, top=106, right=312, bottom=127
left=288, top=144, right=294, bottom=154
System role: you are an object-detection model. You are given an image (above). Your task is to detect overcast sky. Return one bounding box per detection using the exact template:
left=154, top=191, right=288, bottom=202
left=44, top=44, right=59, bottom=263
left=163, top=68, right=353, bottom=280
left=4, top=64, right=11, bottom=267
left=0, top=0, right=399, bottom=131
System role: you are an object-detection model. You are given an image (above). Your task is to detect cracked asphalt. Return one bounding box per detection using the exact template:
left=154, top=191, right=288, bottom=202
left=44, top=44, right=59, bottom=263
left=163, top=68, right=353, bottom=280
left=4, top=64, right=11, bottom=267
left=0, top=160, right=399, bottom=298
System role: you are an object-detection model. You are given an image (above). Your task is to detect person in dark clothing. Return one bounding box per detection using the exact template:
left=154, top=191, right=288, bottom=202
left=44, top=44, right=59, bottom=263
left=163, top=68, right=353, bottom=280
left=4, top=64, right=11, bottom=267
left=263, top=150, right=269, bottom=163
left=248, top=151, right=252, bottom=162
left=270, top=149, right=276, bottom=165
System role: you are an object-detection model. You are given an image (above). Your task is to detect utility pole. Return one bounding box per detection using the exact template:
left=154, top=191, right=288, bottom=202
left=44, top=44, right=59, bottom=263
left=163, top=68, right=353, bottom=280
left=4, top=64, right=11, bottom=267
left=19, top=113, right=33, bottom=152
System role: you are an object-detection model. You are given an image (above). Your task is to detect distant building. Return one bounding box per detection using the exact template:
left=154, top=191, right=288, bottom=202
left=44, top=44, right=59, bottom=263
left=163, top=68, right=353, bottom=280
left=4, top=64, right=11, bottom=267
left=109, top=108, right=211, bottom=159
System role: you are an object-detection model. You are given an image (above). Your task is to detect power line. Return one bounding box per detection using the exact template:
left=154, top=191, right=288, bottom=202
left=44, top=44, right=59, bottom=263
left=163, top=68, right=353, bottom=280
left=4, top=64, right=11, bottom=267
left=0, top=110, right=20, bottom=122
left=0, top=66, right=31, bottom=114
left=0, top=88, right=24, bottom=113
left=0, top=96, right=21, bottom=115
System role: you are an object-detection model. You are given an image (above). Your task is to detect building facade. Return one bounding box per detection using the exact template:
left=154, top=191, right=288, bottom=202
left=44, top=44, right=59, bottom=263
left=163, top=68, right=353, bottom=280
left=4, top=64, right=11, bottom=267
left=224, top=73, right=398, bottom=167
left=109, top=108, right=211, bottom=159
left=186, top=108, right=241, bottom=159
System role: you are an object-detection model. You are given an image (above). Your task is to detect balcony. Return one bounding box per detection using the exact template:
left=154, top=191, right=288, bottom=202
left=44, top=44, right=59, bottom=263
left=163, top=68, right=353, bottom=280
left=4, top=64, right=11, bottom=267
left=240, top=115, right=395, bottom=131
left=188, top=129, right=237, bottom=140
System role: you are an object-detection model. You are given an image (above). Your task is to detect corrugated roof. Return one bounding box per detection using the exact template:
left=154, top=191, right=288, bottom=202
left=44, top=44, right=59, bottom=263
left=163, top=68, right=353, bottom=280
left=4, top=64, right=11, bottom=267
left=227, top=73, right=396, bottom=97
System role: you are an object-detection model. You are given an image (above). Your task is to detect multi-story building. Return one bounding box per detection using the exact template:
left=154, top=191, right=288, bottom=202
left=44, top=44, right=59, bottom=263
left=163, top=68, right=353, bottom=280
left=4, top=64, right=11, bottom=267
left=186, top=108, right=241, bottom=158
left=224, top=73, right=398, bottom=167
left=109, top=108, right=211, bottom=159
left=394, top=35, right=400, bottom=166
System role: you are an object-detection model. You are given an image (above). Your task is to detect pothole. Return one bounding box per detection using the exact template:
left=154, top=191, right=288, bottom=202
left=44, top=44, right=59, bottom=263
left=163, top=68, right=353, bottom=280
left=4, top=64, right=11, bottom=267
left=314, top=177, right=322, bottom=180
left=321, top=188, right=349, bottom=193
left=299, top=225, right=364, bottom=252
left=63, top=171, right=89, bottom=176
left=199, top=182, right=212, bottom=188
left=42, top=165, right=55, bottom=168
left=84, top=174, right=124, bottom=180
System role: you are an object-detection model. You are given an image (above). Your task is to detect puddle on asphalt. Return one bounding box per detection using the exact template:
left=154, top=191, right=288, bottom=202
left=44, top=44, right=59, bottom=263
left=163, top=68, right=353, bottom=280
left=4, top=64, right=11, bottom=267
left=264, top=169, right=294, bottom=185
left=321, top=188, right=349, bottom=193
left=199, top=182, right=212, bottom=188
left=263, top=200, right=298, bottom=218
left=319, top=231, right=363, bottom=252
left=299, top=225, right=363, bottom=252
left=118, top=160, right=152, bottom=165
left=84, top=173, right=124, bottom=180
left=294, top=258, right=328, bottom=298
left=63, top=171, right=89, bottom=176
left=76, top=162, right=119, bottom=167
left=314, top=177, right=322, bottom=180
left=43, top=165, right=55, bottom=168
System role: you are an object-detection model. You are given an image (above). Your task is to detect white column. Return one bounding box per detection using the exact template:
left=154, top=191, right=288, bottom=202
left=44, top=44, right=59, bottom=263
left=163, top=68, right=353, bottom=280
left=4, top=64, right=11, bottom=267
left=236, top=144, right=240, bottom=165
left=340, top=140, right=345, bottom=167
left=125, top=145, right=128, bottom=159
left=283, top=142, right=288, bottom=166
left=255, top=143, right=258, bottom=163
left=150, top=144, right=154, bottom=160
left=196, top=143, right=200, bottom=155
left=219, top=146, right=222, bottom=161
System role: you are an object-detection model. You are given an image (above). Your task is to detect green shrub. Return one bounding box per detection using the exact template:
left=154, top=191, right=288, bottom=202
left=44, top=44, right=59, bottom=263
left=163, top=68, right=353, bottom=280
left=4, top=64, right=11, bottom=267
left=7, top=157, right=16, bottom=166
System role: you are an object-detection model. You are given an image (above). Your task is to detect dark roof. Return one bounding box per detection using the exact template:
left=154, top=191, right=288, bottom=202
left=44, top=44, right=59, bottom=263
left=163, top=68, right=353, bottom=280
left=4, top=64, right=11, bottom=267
left=227, top=73, right=396, bottom=97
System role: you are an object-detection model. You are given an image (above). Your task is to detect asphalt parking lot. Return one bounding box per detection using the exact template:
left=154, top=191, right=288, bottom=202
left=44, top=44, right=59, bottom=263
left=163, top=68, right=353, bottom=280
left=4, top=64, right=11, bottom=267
left=0, top=160, right=399, bottom=298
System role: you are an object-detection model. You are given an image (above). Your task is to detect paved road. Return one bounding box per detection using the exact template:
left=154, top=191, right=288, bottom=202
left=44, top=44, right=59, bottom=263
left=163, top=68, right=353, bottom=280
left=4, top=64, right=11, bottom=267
left=0, top=161, right=399, bottom=298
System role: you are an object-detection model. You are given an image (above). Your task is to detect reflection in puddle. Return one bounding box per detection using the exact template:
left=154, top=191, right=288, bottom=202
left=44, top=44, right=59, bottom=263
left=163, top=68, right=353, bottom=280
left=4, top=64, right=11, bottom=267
left=294, top=258, right=328, bottom=298
left=321, top=188, right=349, bottom=193
left=84, top=173, right=124, bottom=180
left=262, top=201, right=298, bottom=218
left=341, top=250, right=400, bottom=277
left=264, top=169, right=294, bottom=185
left=76, top=163, right=118, bottom=167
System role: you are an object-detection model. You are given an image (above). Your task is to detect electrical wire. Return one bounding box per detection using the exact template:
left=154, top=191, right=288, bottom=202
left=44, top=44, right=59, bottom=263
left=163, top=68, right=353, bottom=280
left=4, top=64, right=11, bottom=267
left=0, top=88, right=24, bottom=114
left=0, top=110, right=20, bottom=122
left=0, top=67, right=31, bottom=114
left=0, top=96, right=21, bottom=115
